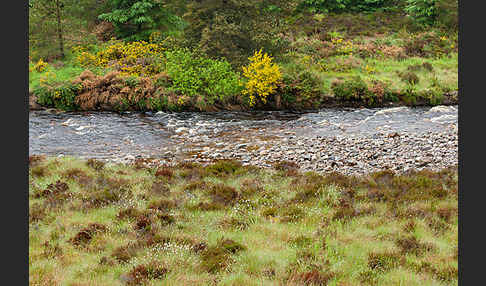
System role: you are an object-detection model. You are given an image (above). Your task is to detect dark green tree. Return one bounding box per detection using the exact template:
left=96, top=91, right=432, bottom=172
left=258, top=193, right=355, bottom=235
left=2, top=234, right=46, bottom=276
left=98, top=0, right=185, bottom=41
left=29, top=0, right=104, bottom=60
left=29, top=0, right=67, bottom=59
left=182, top=0, right=289, bottom=68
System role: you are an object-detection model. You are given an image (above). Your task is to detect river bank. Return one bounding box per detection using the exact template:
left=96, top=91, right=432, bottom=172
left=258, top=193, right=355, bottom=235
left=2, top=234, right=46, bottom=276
left=30, top=105, right=458, bottom=176
left=29, top=90, right=458, bottom=112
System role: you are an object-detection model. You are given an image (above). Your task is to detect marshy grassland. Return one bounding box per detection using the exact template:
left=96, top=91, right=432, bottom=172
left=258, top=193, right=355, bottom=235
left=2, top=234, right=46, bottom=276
left=29, top=156, right=457, bottom=285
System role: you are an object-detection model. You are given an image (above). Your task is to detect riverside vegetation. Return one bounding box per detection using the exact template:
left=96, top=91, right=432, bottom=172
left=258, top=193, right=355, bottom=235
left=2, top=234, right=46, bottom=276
left=29, top=0, right=458, bottom=112
left=29, top=156, right=457, bottom=285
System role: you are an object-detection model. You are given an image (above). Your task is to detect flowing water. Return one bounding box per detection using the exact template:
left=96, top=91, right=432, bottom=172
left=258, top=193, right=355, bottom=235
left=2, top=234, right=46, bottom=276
left=29, top=105, right=458, bottom=160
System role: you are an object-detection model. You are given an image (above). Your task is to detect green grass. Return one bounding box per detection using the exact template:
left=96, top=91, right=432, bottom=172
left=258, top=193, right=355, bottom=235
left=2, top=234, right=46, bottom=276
left=29, top=52, right=106, bottom=91
left=287, top=53, right=458, bottom=98
left=29, top=156, right=458, bottom=285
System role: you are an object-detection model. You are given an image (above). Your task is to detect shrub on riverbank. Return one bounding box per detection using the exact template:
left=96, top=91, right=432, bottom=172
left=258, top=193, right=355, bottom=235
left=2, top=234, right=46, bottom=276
left=29, top=156, right=457, bottom=285
left=164, top=49, right=243, bottom=106
left=242, top=49, right=282, bottom=107
left=35, top=82, right=82, bottom=111
left=73, top=40, right=165, bottom=77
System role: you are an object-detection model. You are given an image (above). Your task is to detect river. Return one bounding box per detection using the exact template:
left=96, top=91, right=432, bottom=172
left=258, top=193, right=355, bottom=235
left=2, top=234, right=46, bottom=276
left=29, top=105, right=458, bottom=174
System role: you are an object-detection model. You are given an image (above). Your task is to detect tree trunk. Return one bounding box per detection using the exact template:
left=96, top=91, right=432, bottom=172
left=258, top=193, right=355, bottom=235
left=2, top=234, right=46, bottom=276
left=56, top=0, right=64, bottom=59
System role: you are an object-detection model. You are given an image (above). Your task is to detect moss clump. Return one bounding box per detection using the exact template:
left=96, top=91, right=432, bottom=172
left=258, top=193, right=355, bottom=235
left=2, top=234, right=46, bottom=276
left=204, top=159, right=242, bottom=177
left=123, top=262, right=168, bottom=286
left=219, top=238, right=246, bottom=254
left=367, top=250, right=402, bottom=272
left=157, top=213, right=175, bottom=226
left=332, top=198, right=358, bottom=221
left=218, top=217, right=250, bottom=230
left=200, top=246, right=231, bottom=273
left=207, top=183, right=240, bottom=206
left=398, top=71, right=420, bottom=85
left=30, top=165, right=50, bottom=177
left=287, top=269, right=335, bottom=285
left=83, top=188, right=130, bottom=208
left=155, top=167, right=173, bottom=178
left=29, top=203, right=47, bottom=223
left=150, top=181, right=170, bottom=195
left=29, top=155, right=46, bottom=166
left=112, top=243, right=139, bottom=263
left=33, top=180, right=69, bottom=199
left=291, top=183, right=324, bottom=203
left=86, top=158, right=105, bottom=170
left=133, top=215, right=153, bottom=232
left=395, top=235, right=434, bottom=256
left=200, top=238, right=246, bottom=273
left=261, top=206, right=279, bottom=217
left=147, top=199, right=176, bottom=211
left=280, top=206, right=305, bottom=223
left=117, top=207, right=143, bottom=220
left=69, top=223, right=107, bottom=246
left=240, top=178, right=264, bottom=198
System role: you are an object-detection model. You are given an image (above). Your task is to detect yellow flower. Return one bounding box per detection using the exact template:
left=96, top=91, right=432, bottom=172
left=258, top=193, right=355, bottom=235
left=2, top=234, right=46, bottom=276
left=34, top=59, right=48, bottom=72
left=242, top=49, right=282, bottom=107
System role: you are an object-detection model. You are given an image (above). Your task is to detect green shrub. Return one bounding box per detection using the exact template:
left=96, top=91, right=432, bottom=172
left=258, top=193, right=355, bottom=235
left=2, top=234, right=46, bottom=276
left=98, top=0, right=185, bottom=41
left=419, top=77, right=445, bottom=105
left=435, top=0, right=458, bottom=30
left=406, top=0, right=457, bottom=29
left=297, top=0, right=396, bottom=13
left=331, top=76, right=370, bottom=101
left=35, top=82, right=82, bottom=111
left=148, top=93, right=169, bottom=111
left=403, top=83, right=418, bottom=105
left=419, top=88, right=443, bottom=105
left=283, top=69, right=323, bottom=101
left=403, top=31, right=456, bottom=58
left=405, top=0, right=438, bottom=26
left=398, top=71, right=420, bottom=85
left=164, top=49, right=243, bottom=105
left=124, top=76, right=140, bottom=88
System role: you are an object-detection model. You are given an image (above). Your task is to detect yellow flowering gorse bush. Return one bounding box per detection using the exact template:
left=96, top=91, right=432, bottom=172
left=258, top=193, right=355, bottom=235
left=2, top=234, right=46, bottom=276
left=73, top=40, right=165, bottom=77
left=33, top=59, right=49, bottom=72
left=331, top=37, right=354, bottom=56
left=242, top=49, right=282, bottom=107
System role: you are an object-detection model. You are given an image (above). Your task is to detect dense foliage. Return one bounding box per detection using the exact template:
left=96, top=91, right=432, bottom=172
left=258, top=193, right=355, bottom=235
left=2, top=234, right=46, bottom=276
left=164, top=49, right=242, bottom=105
left=182, top=0, right=288, bottom=68
left=297, top=0, right=398, bottom=13
left=98, top=0, right=185, bottom=41
left=29, top=0, right=458, bottom=111
left=405, top=0, right=458, bottom=28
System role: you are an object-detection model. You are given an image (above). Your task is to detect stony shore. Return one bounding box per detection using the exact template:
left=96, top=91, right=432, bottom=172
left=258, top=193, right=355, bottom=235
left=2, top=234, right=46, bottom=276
left=110, top=129, right=458, bottom=176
